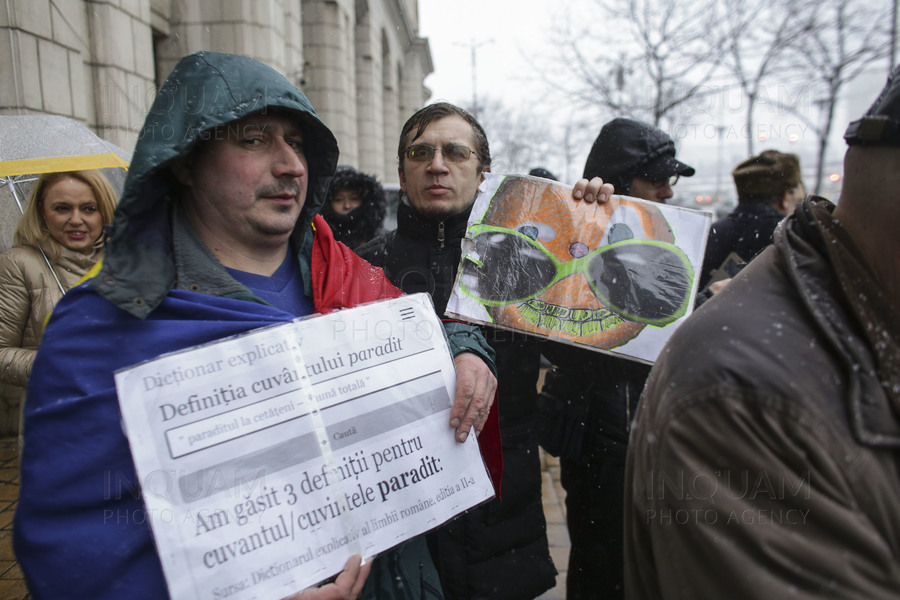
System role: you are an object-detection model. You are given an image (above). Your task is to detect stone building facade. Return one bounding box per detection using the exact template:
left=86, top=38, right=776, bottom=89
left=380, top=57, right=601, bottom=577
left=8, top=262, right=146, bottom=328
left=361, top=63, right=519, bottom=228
left=0, top=0, right=433, bottom=181
left=0, top=0, right=431, bottom=435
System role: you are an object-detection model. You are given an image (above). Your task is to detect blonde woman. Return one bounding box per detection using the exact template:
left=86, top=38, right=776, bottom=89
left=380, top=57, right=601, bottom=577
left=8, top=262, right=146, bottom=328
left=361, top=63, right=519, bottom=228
left=0, top=170, right=118, bottom=422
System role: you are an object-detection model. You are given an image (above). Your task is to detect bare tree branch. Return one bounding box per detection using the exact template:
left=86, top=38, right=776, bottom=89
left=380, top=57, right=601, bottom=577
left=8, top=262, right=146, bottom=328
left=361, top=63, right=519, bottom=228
left=779, top=0, right=892, bottom=193
left=539, top=0, right=727, bottom=127
left=720, top=0, right=818, bottom=154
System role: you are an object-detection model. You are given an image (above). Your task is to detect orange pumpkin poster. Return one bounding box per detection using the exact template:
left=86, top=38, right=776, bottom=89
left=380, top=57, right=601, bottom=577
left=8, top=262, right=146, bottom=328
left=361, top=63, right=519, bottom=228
left=446, top=173, right=712, bottom=364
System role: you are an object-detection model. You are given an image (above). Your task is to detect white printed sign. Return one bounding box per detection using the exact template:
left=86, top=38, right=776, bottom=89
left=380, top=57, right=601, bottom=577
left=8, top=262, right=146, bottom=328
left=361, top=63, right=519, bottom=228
left=115, top=293, right=494, bottom=600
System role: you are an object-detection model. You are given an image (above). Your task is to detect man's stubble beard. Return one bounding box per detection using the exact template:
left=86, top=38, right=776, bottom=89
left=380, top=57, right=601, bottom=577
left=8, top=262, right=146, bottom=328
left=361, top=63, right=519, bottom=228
left=408, top=193, right=478, bottom=222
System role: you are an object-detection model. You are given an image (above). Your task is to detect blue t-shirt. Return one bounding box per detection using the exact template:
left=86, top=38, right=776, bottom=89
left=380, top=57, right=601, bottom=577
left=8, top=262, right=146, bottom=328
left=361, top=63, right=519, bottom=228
left=226, top=252, right=314, bottom=317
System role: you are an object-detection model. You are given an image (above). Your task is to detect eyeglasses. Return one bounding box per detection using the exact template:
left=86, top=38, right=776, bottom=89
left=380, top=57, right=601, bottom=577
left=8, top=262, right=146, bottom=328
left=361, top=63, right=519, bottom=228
left=404, top=143, right=477, bottom=163
left=646, top=175, right=680, bottom=189
left=459, top=224, right=694, bottom=327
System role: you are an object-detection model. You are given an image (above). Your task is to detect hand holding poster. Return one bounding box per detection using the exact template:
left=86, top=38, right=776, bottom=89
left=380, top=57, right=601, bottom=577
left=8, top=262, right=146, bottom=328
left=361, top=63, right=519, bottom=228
left=446, top=174, right=712, bottom=363
left=114, top=293, right=494, bottom=600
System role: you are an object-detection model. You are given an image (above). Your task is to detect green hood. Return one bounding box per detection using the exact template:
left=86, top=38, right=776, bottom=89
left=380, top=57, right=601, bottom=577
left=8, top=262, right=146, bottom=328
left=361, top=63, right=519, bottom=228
left=93, top=51, right=339, bottom=318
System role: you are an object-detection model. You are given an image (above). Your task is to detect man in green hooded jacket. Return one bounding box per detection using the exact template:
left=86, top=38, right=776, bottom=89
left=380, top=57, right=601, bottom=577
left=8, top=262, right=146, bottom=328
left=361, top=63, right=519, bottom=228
left=14, top=51, right=501, bottom=600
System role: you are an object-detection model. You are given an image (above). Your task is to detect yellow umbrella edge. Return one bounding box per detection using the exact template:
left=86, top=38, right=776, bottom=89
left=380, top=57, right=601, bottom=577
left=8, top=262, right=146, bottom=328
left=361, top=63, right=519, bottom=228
left=0, top=152, right=129, bottom=177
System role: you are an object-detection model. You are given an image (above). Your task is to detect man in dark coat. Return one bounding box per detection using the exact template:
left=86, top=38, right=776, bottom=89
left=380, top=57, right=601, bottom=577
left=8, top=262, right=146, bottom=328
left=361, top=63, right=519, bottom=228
left=625, top=65, right=900, bottom=600
left=539, top=117, right=694, bottom=600
left=699, top=149, right=806, bottom=291
left=358, top=102, right=612, bottom=599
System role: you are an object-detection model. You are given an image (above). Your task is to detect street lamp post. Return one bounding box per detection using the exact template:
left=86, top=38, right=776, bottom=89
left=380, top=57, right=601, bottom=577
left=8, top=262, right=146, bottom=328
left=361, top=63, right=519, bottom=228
left=715, top=125, right=726, bottom=200
left=455, top=38, right=494, bottom=119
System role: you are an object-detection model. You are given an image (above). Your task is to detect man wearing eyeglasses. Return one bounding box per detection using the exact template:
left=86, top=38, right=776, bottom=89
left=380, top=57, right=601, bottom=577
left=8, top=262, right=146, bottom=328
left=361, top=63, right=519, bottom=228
left=357, top=102, right=612, bottom=599
left=538, top=117, right=695, bottom=600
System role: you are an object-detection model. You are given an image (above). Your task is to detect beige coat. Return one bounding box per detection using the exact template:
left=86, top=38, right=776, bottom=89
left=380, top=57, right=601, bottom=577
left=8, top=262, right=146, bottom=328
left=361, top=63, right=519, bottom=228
left=0, top=244, right=99, bottom=390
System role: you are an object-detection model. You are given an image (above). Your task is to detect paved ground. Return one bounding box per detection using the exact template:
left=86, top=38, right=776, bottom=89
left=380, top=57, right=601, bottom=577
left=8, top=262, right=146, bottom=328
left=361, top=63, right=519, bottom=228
left=0, top=439, right=570, bottom=600
left=537, top=451, right=569, bottom=600
left=0, top=438, right=27, bottom=600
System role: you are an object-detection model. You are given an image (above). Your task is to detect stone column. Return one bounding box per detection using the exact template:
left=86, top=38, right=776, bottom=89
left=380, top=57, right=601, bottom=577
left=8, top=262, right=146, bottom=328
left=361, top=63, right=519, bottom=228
left=381, top=40, right=398, bottom=181
left=354, top=0, right=385, bottom=178
left=156, top=0, right=290, bottom=78
left=302, top=0, right=357, bottom=165
left=86, top=0, right=156, bottom=153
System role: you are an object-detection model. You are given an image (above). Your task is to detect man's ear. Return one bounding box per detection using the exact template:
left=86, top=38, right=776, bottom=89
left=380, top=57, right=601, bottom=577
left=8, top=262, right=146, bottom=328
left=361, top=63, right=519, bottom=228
left=398, top=166, right=407, bottom=193
left=171, top=157, right=192, bottom=186
left=776, top=190, right=791, bottom=215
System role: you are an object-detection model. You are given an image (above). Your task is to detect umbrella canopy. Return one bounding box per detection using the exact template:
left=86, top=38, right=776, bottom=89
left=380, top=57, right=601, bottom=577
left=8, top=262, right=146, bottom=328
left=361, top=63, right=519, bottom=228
left=0, top=115, right=131, bottom=253
left=0, top=115, right=130, bottom=176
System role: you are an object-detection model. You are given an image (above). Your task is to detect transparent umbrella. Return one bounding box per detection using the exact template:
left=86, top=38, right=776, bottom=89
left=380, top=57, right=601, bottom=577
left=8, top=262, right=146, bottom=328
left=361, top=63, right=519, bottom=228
left=0, top=115, right=131, bottom=273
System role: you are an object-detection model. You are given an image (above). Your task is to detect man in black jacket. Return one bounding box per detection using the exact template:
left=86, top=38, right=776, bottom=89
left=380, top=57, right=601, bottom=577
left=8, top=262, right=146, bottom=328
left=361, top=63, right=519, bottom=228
left=358, top=102, right=611, bottom=599
left=539, top=117, right=694, bottom=600
left=699, top=149, right=805, bottom=291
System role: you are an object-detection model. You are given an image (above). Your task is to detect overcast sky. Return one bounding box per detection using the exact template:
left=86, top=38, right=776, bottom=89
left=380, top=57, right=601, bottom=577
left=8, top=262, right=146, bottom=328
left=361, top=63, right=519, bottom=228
left=419, top=1, right=553, bottom=108
left=417, top=0, right=889, bottom=200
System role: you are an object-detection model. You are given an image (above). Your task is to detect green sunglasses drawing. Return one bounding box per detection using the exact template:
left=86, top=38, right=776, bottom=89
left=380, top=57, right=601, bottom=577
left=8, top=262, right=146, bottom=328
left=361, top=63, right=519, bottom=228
left=459, top=223, right=695, bottom=328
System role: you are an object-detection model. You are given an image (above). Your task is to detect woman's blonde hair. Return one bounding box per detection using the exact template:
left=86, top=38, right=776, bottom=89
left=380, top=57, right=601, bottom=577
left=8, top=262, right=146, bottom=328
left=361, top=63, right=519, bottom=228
left=13, top=170, right=118, bottom=260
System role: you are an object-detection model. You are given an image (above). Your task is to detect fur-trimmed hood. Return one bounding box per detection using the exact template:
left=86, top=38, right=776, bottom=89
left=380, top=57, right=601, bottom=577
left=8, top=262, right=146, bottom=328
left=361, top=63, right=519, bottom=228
left=320, top=165, right=387, bottom=249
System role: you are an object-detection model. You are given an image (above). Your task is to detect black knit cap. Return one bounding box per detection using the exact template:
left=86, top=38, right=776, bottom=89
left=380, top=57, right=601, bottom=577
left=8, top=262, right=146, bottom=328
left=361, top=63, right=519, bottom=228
left=582, top=118, right=695, bottom=194
left=845, top=65, right=900, bottom=146
left=528, top=167, right=558, bottom=181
